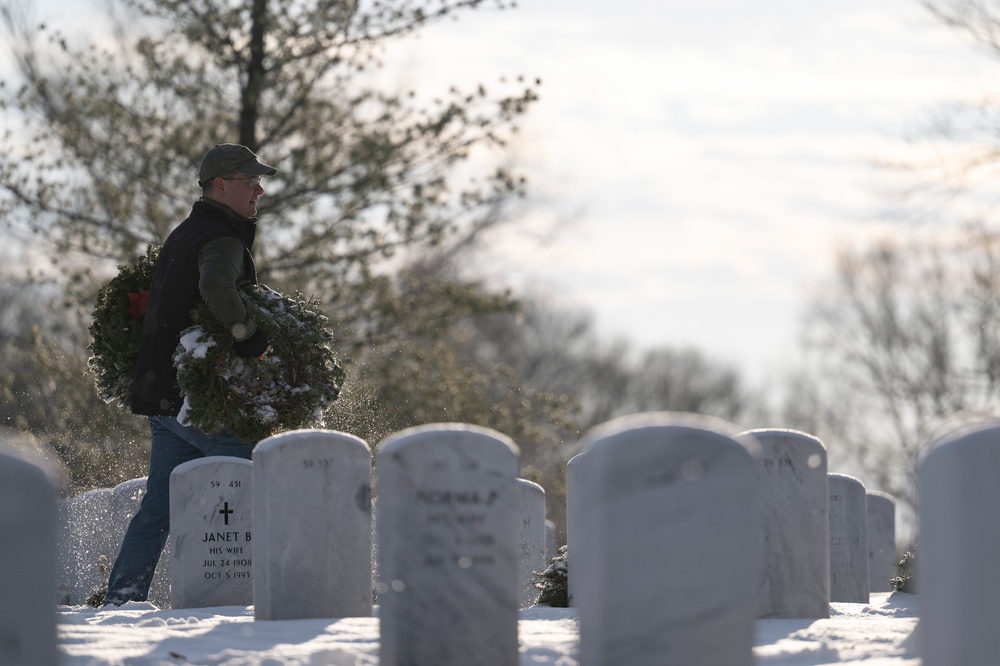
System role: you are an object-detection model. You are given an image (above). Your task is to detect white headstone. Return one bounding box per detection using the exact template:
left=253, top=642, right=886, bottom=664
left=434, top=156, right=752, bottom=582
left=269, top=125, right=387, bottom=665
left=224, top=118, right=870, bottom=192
left=62, top=487, right=115, bottom=605
left=516, top=478, right=546, bottom=609
left=743, top=428, right=829, bottom=618
left=169, top=457, right=253, bottom=609
left=0, top=428, right=65, bottom=488
left=371, top=494, right=380, bottom=599
left=565, top=451, right=585, bottom=607
left=828, top=473, right=869, bottom=603
left=0, top=452, right=57, bottom=666
left=253, top=429, right=373, bottom=620
left=578, top=412, right=761, bottom=666
left=55, top=499, right=73, bottom=605
left=866, top=490, right=896, bottom=594
left=376, top=423, right=519, bottom=666
left=545, top=519, right=556, bottom=560
left=918, top=421, right=1000, bottom=665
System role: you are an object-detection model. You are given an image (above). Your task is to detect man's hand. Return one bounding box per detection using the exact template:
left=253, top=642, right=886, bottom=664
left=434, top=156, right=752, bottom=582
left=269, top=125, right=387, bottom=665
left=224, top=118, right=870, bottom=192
left=233, top=327, right=268, bottom=358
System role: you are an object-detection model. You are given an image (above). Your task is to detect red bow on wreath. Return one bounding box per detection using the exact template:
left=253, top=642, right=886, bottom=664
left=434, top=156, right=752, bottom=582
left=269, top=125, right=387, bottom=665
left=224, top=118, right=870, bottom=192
left=127, top=290, right=150, bottom=318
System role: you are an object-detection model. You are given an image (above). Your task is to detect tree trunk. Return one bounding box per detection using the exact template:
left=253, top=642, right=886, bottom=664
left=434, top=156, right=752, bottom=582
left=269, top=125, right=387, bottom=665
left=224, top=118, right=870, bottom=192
left=240, top=0, right=268, bottom=149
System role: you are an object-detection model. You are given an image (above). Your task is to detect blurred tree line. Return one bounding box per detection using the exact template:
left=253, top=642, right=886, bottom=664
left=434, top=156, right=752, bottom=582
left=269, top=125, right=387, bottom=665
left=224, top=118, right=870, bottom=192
left=783, top=229, right=1000, bottom=536
left=778, top=0, right=1000, bottom=539
left=0, top=0, right=764, bottom=544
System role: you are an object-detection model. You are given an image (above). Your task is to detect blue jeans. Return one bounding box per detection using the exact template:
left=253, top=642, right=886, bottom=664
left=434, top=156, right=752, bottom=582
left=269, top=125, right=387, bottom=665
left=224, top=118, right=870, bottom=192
left=104, top=415, right=254, bottom=605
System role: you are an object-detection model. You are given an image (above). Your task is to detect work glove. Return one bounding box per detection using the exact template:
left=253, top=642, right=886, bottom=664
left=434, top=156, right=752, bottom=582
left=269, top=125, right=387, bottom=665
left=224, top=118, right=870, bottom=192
left=233, top=327, right=268, bottom=358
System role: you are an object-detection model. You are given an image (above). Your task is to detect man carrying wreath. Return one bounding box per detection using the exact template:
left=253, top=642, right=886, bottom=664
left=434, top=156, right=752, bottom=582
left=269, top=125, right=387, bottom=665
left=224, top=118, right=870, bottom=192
left=104, top=144, right=277, bottom=606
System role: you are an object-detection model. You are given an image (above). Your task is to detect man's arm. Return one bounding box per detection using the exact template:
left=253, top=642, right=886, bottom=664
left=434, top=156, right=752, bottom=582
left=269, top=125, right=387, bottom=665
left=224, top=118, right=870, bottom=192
left=199, top=236, right=267, bottom=356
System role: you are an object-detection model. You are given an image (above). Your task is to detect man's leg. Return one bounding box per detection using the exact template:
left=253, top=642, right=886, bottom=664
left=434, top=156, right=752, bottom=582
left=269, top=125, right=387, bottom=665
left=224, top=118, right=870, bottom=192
left=159, top=417, right=255, bottom=460
left=104, top=416, right=202, bottom=605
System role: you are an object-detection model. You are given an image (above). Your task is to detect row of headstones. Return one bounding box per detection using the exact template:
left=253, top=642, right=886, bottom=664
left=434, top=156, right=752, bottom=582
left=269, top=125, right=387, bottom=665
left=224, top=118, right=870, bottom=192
left=59, top=487, right=557, bottom=611
left=566, top=427, right=899, bottom=619
left=4, top=413, right=1000, bottom=665
left=563, top=414, right=1000, bottom=665
left=56, top=429, right=552, bottom=615
left=167, top=429, right=550, bottom=617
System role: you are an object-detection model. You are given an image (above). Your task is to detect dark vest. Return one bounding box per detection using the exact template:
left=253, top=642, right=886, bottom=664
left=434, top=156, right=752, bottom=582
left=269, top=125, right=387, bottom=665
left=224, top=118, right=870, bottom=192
left=131, top=201, right=257, bottom=416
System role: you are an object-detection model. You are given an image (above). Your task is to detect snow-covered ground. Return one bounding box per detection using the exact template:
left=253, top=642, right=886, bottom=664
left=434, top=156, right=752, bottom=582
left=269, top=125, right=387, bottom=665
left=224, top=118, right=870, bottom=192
left=57, top=591, right=918, bottom=665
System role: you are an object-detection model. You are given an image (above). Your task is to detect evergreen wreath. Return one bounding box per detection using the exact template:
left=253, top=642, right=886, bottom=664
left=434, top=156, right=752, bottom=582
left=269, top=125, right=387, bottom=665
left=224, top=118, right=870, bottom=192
left=173, top=283, right=346, bottom=443
left=87, top=244, right=160, bottom=406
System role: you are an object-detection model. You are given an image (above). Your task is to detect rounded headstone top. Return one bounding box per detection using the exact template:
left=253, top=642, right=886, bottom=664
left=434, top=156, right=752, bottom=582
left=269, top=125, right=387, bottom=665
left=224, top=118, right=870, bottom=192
left=377, top=422, right=520, bottom=458
left=71, top=487, right=113, bottom=501
left=828, top=472, right=865, bottom=490
left=866, top=489, right=896, bottom=504
left=918, top=418, right=1000, bottom=468
left=0, top=426, right=66, bottom=489
left=253, top=428, right=370, bottom=457
left=581, top=411, right=759, bottom=460
left=0, top=450, right=53, bottom=488
left=516, top=478, right=545, bottom=494
left=172, top=455, right=253, bottom=476
left=113, top=477, right=148, bottom=492
left=739, top=428, right=826, bottom=451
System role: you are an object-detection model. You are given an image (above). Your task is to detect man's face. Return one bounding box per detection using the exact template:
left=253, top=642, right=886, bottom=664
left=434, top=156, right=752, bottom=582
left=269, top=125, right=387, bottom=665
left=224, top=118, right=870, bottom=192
left=216, top=174, right=264, bottom=218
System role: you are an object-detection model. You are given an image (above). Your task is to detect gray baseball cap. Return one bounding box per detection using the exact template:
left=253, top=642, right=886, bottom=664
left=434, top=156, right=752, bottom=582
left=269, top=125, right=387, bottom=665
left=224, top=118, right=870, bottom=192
left=198, top=143, right=277, bottom=186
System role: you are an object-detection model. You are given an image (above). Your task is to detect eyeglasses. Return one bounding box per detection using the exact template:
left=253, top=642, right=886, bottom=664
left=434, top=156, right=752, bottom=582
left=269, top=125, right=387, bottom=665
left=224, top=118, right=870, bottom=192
left=221, top=176, right=262, bottom=187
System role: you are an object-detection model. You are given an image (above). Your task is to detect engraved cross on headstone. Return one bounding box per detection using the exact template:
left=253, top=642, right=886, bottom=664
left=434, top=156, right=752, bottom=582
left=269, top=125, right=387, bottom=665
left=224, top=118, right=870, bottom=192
left=220, top=502, right=234, bottom=525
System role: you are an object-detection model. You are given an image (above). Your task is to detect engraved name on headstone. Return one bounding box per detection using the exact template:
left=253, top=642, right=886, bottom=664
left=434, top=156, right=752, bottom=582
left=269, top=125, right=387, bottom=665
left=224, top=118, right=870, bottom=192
left=170, top=457, right=253, bottom=609
left=376, top=423, right=519, bottom=666
left=828, top=473, right=869, bottom=603
left=578, top=412, right=761, bottom=666
left=253, top=429, right=373, bottom=620
left=743, top=428, right=829, bottom=618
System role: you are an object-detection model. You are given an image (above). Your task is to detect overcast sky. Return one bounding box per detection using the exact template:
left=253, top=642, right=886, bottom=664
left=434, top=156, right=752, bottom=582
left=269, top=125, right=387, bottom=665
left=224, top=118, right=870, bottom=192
left=10, top=0, right=1000, bottom=387
left=383, top=0, right=999, bottom=384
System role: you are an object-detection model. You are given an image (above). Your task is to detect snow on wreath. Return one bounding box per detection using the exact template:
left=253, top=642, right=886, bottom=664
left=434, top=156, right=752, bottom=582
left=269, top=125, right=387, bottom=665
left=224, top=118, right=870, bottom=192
left=174, top=283, right=345, bottom=442
left=88, top=243, right=346, bottom=442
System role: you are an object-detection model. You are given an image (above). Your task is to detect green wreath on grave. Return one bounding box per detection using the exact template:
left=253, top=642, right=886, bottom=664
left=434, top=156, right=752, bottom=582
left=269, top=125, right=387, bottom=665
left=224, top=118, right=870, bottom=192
left=88, top=244, right=346, bottom=443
